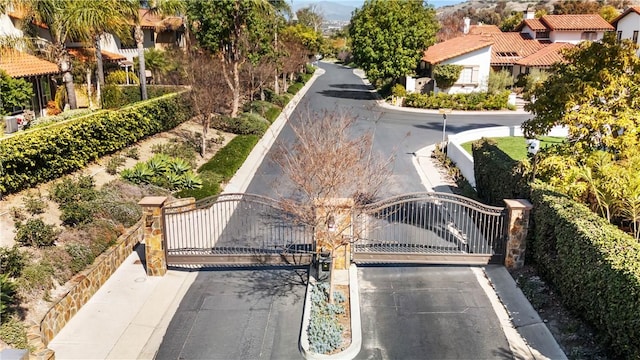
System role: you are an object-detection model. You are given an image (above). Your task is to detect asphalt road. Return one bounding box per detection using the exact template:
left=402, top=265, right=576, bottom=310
left=157, top=63, right=530, bottom=359
left=355, top=266, right=513, bottom=360
left=247, top=62, right=531, bottom=196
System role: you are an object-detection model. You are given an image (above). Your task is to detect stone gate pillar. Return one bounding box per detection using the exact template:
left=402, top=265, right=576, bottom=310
left=314, top=198, right=354, bottom=270
left=138, top=196, right=168, bottom=276
left=503, top=199, right=533, bottom=269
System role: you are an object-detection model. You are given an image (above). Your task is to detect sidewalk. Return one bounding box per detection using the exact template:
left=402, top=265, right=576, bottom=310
left=47, top=66, right=563, bottom=360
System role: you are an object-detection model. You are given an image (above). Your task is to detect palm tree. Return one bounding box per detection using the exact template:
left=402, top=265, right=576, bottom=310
left=66, top=0, right=132, bottom=106
left=11, top=0, right=81, bottom=109
left=125, top=0, right=185, bottom=101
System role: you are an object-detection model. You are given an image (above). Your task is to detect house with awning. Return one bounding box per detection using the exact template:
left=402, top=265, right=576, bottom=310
left=0, top=49, right=59, bottom=117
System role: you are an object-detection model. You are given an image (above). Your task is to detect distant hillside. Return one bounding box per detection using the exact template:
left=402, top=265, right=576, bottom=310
left=437, top=0, right=640, bottom=16
left=294, top=1, right=359, bottom=22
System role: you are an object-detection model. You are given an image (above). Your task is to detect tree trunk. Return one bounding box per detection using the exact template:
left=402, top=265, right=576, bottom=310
left=328, top=251, right=335, bottom=304
left=86, top=68, right=93, bottom=109
left=231, top=61, right=240, bottom=117
left=94, top=35, right=104, bottom=107
left=135, top=25, right=148, bottom=100
left=201, top=114, right=209, bottom=156
left=63, top=69, right=77, bottom=110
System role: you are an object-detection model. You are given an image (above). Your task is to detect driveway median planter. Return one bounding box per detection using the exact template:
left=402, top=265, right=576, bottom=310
left=300, top=264, right=361, bottom=359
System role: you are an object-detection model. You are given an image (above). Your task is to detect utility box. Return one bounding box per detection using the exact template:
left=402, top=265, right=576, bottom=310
left=317, top=251, right=332, bottom=281
left=4, top=115, right=20, bottom=134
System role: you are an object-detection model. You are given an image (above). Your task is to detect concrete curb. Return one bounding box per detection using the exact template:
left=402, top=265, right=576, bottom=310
left=300, top=264, right=362, bottom=360
left=485, top=266, right=567, bottom=360
left=223, top=67, right=325, bottom=194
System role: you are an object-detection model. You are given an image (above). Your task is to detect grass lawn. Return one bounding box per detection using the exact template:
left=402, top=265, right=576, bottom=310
left=461, top=136, right=565, bottom=160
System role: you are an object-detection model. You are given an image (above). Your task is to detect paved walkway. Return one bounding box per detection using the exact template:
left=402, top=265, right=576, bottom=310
left=47, top=68, right=564, bottom=360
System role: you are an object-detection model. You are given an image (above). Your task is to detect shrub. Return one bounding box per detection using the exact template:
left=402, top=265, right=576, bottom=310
left=102, top=84, right=184, bottom=108
left=15, top=218, right=57, bottom=247
left=305, top=63, right=316, bottom=74
left=433, top=64, right=463, bottom=89
left=0, top=246, right=26, bottom=278
left=307, top=282, right=345, bottom=354
left=265, top=107, right=281, bottom=123
left=211, top=114, right=268, bottom=135
left=404, top=91, right=511, bottom=111
left=151, top=139, right=198, bottom=167
left=0, top=274, right=19, bottom=321
left=121, top=154, right=202, bottom=191
left=529, top=187, right=640, bottom=359
left=106, top=155, right=126, bottom=175
left=123, top=147, right=140, bottom=160
left=0, top=92, right=194, bottom=195
left=487, top=69, right=514, bottom=94
left=198, top=135, right=259, bottom=181
left=391, top=83, right=407, bottom=98
left=50, top=175, right=97, bottom=205
left=65, top=242, right=95, bottom=274
left=17, top=262, right=54, bottom=294
left=472, top=139, right=529, bottom=206
left=23, top=191, right=48, bottom=215
left=46, top=100, right=61, bottom=116
left=60, top=201, right=95, bottom=226
left=106, top=70, right=139, bottom=85
left=29, top=108, right=94, bottom=129
left=287, top=82, right=304, bottom=94
left=96, top=201, right=141, bottom=227
left=0, top=316, right=28, bottom=349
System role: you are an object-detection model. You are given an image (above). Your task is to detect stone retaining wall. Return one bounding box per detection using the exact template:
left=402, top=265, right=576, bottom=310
left=27, top=221, right=143, bottom=359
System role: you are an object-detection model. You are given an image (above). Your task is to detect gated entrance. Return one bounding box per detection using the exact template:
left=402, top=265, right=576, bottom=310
left=160, top=192, right=510, bottom=268
left=162, top=193, right=314, bottom=267
left=352, top=192, right=507, bottom=265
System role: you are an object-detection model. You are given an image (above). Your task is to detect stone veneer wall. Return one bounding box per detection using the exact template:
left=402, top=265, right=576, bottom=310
left=26, top=221, right=144, bottom=359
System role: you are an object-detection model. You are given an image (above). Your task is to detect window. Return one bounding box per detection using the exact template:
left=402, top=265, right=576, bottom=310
left=458, top=66, right=479, bottom=84
left=581, top=31, right=597, bottom=41
left=617, top=31, right=623, bottom=41
left=536, top=31, right=549, bottom=39
left=634, top=30, right=639, bottom=43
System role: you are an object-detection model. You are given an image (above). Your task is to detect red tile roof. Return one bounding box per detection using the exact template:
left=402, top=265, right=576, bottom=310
left=68, top=48, right=126, bottom=62
left=468, top=24, right=502, bottom=34
left=518, top=19, right=547, bottom=32
left=422, top=35, right=493, bottom=64
left=540, top=14, right=614, bottom=31
left=515, top=42, right=574, bottom=67
left=490, top=33, right=547, bottom=65
left=0, top=50, right=59, bottom=77
left=611, top=6, right=640, bottom=26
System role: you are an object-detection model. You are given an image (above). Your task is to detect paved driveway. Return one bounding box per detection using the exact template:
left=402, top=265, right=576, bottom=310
left=155, top=268, right=307, bottom=360
left=356, top=266, right=513, bottom=360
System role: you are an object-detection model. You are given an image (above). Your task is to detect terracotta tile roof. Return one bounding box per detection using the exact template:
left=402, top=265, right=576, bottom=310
left=138, top=9, right=183, bottom=30
left=422, top=35, right=493, bottom=64
left=0, top=50, right=59, bottom=77
left=611, top=6, right=640, bottom=26
left=540, top=14, right=614, bottom=31
left=515, top=42, right=574, bottom=67
left=468, top=24, right=502, bottom=34
left=518, top=18, right=547, bottom=32
left=490, top=33, right=547, bottom=65
left=68, top=48, right=126, bottom=62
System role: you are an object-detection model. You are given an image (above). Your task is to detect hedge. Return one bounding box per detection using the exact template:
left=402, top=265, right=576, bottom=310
left=0, top=92, right=193, bottom=195
left=102, top=85, right=187, bottom=109
left=404, top=90, right=511, bottom=110
left=530, top=187, right=640, bottom=359
left=472, top=139, right=529, bottom=206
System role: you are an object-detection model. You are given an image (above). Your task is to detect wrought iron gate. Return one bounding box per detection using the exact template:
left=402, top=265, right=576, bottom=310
left=162, top=193, right=314, bottom=267
left=352, top=192, right=507, bottom=265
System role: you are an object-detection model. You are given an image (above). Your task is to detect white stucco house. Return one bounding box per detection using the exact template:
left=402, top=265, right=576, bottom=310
left=612, top=6, right=640, bottom=53
left=516, top=13, right=614, bottom=44
left=420, top=34, right=493, bottom=94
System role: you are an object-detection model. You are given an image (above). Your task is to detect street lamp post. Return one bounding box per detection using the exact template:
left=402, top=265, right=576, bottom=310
left=438, top=108, right=452, bottom=144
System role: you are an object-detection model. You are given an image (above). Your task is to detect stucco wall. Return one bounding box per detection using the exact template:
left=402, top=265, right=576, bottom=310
left=447, top=125, right=568, bottom=188
left=550, top=30, right=606, bottom=44
left=616, top=13, right=640, bottom=56
left=436, top=46, right=491, bottom=94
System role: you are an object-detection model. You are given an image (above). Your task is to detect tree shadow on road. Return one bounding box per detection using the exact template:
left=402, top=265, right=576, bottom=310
left=317, top=89, right=376, bottom=100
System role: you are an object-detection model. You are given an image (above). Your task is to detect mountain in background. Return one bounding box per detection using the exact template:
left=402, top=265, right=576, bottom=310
left=293, top=1, right=360, bottom=21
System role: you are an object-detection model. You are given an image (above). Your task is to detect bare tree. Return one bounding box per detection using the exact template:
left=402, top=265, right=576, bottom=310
left=179, top=49, right=231, bottom=155
left=272, top=109, right=393, bottom=303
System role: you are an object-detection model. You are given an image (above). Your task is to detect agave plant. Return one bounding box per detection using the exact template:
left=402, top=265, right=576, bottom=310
left=169, top=158, right=191, bottom=175
left=121, top=163, right=153, bottom=184
left=146, top=154, right=171, bottom=176
left=181, top=172, right=203, bottom=190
